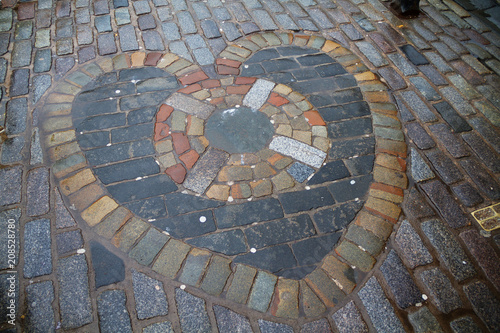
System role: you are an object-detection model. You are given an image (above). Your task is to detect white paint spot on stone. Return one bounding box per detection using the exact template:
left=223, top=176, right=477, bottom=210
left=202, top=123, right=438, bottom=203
left=77, top=249, right=86, bottom=254
left=250, top=248, right=257, bottom=253
left=148, top=219, right=156, bottom=222
left=227, top=181, right=234, bottom=186
left=462, top=261, right=467, bottom=264
left=106, top=143, right=112, bottom=146
left=115, top=90, right=121, bottom=94
left=305, top=186, right=311, bottom=190
left=199, top=216, right=207, bottom=223
left=136, top=177, right=143, bottom=180
left=416, top=302, right=422, bottom=307
left=244, top=65, right=249, bottom=68
left=155, top=285, right=160, bottom=290
left=228, top=196, right=234, bottom=202
left=180, top=285, right=186, bottom=290
left=350, top=180, right=356, bottom=185
left=422, top=294, right=428, bottom=300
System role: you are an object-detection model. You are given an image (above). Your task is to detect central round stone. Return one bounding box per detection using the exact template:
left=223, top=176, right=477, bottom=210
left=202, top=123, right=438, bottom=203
left=205, top=107, right=275, bottom=154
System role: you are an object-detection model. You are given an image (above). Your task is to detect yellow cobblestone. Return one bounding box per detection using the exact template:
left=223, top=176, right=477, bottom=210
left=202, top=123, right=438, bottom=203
left=81, top=196, right=119, bottom=227
left=60, top=169, right=96, bottom=195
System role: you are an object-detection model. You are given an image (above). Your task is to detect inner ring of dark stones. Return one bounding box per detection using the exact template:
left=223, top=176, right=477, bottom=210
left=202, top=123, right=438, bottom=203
left=205, top=106, right=275, bottom=154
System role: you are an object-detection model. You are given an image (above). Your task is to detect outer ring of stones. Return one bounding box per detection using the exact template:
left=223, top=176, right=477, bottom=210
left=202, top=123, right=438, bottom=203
left=40, top=32, right=408, bottom=319
left=153, top=76, right=330, bottom=201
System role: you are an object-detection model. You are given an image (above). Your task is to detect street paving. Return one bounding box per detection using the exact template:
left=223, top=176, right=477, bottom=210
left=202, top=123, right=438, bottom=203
left=0, top=0, right=499, bottom=331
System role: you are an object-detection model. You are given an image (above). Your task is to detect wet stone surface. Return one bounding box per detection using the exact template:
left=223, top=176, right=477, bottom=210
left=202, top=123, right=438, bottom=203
left=68, top=46, right=376, bottom=276
left=205, top=106, right=275, bottom=154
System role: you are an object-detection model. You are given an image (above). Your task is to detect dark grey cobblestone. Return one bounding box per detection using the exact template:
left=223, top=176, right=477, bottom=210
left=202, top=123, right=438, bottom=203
left=56, top=230, right=83, bottom=255
left=469, top=117, right=500, bottom=154
left=460, top=158, right=500, bottom=199
left=55, top=189, right=77, bottom=228
left=118, top=25, right=139, bottom=51
left=300, top=20, right=318, bottom=31
left=408, top=307, right=443, bottom=333
left=0, top=58, right=7, bottom=83
left=91, top=241, right=125, bottom=288
left=177, top=11, right=197, bottom=34
left=132, top=270, right=168, bottom=319
left=463, top=281, right=500, bottom=331
left=115, top=8, right=131, bottom=25
left=23, top=218, right=52, bottom=278
left=26, top=167, right=50, bottom=217
left=380, top=250, right=423, bottom=309
left=452, top=183, right=483, bottom=207
left=0, top=165, right=23, bottom=207
left=302, top=318, right=332, bottom=332
left=33, top=74, right=52, bottom=104
left=57, top=254, right=93, bottom=329
left=411, top=147, right=435, bottom=183
left=133, top=0, right=151, bottom=14
left=401, top=44, right=429, bottom=65
left=201, top=20, right=221, bottom=39
left=221, top=22, right=243, bottom=41
left=142, top=30, right=165, bottom=50
left=429, top=123, right=469, bottom=158
left=450, top=317, right=483, bottom=333
left=405, top=122, right=435, bottom=150
left=433, top=101, right=471, bottom=133
left=213, top=305, right=253, bottom=332
left=95, top=15, right=112, bottom=32
left=25, top=281, right=55, bottom=332
left=97, top=290, right=133, bottom=333
left=421, top=219, right=476, bottom=281
left=420, top=180, right=470, bottom=228
left=356, top=41, right=388, bottom=67
left=399, top=91, right=437, bottom=123
left=34, top=49, right=52, bottom=73
left=10, top=69, right=29, bottom=97
left=14, top=20, right=33, bottom=40
left=56, top=38, right=74, bottom=55
left=358, top=277, right=405, bottom=333
left=409, top=77, right=440, bottom=101
left=425, top=150, right=462, bottom=185
left=395, top=220, right=433, bottom=268
left=419, top=267, right=462, bottom=313
left=1, top=136, right=25, bottom=164
left=340, top=23, right=363, bottom=40
left=176, top=288, right=212, bottom=333
left=259, top=320, right=293, bottom=332
left=143, top=321, right=174, bottom=333
left=331, top=300, right=368, bottom=333
left=462, top=132, right=500, bottom=173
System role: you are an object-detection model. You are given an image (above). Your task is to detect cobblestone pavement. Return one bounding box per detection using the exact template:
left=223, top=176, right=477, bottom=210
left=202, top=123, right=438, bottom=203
left=0, top=0, right=499, bottom=331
